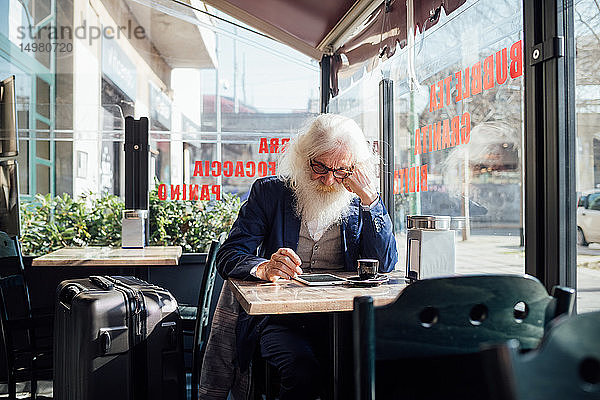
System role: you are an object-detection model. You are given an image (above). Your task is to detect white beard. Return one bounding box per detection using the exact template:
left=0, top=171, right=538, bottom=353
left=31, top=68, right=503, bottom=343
left=292, top=168, right=356, bottom=229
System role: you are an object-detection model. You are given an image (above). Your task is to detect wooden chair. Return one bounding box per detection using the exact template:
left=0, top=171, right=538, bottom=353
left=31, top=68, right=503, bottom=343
left=484, top=311, right=600, bottom=400
left=353, top=274, right=575, bottom=400
left=178, top=232, right=227, bottom=400
left=0, top=231, right=53, bottom=399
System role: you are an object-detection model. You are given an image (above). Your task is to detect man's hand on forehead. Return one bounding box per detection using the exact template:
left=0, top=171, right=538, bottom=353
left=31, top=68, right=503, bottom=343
left=343, top=165, right=378, bottom=206
left=256, top=248, right=303, bottom=282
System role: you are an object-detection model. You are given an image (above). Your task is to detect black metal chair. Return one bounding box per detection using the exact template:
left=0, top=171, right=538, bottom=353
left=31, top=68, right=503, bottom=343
left=0, top=231, right=53, bottom=399
left=178, top=232, right=227, bottom=400
left=353, top=274, right=576, bottom=400
left=484, top=311, right=600, bottom=400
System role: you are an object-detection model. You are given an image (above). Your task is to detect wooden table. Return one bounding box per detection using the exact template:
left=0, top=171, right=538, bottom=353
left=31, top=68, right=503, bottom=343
left=31, top=246, right=182, bottom=267
left=30, top=246, right=183, bottom=290
left=229, top=270, right=407, bottom=400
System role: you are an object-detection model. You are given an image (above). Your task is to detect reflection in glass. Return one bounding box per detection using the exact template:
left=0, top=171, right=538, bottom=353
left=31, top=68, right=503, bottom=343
left=330, top=0, right=526, bottom=278
left=575, top=0, right=600, bottom=312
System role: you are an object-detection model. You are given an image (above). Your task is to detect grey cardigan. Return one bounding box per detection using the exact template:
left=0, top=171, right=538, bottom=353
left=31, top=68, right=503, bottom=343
left=199, top=282, right=250, bottom=400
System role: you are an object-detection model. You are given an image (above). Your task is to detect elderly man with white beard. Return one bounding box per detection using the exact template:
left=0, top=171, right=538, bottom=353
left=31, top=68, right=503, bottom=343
left=215, top=113, right=398, bottom=400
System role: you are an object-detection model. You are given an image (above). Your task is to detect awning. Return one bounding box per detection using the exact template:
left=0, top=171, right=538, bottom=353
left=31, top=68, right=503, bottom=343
left=331, top=0, right=466, bottom=94
left=335, top=0, right=465, bottom=68
left=201, top=0, right=466, bottom=62
left=128, top=0, right=218, bottom=68
left=200, top=0, right=466, bottom=96
left=201, top=0, right=371, bottom=59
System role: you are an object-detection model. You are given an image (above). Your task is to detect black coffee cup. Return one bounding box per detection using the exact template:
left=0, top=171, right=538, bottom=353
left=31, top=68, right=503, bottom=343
left=357, top=259, right=379, bottom=280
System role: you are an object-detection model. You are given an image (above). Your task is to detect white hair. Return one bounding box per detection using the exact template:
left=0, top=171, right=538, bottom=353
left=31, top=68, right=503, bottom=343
left=278, top=113, right=377, bottom=188
left=277, top=114, right=377, bottom=226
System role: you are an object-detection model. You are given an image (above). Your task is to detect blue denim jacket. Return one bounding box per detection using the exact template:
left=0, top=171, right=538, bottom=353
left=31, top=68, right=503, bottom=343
left=215, top=176, right=398, bottom=370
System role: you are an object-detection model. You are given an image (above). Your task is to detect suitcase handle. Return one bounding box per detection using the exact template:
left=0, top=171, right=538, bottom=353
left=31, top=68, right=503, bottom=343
left=89, top=276, right=115, bottom=290
left=58, top=284, right=83, bottom=305
left=99, top=330, right=112, bottom=354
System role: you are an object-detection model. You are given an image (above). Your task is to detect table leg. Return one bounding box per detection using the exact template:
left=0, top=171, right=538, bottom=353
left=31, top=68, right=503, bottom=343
left=331, top=312, right=343, bottom=400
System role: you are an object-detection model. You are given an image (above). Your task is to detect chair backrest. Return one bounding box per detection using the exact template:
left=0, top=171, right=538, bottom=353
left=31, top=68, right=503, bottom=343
left=485, top=311, right=600, bottom=400
left=379, top=274, right=573, bottom=358
left=0, top=232, right=31, bottom=321
left=0, top=231, right=18, bottom=258
left=0, top=274, right=33, bottom=365
left=353, top=274, right=575, bottom=400
left=193, top=232, right=227, bottom=352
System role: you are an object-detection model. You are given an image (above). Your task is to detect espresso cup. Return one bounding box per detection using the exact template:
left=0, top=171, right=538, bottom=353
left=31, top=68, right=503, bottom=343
left=357, top=259, right=379, bottom=280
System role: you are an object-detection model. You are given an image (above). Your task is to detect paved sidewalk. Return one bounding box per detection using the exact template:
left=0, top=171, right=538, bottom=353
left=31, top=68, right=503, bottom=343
left=395, top=234, right=600, bottom=313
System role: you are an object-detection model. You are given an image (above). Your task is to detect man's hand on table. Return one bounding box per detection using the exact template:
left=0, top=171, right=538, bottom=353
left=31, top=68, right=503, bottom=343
left=256, top=248, right=303, bottom=282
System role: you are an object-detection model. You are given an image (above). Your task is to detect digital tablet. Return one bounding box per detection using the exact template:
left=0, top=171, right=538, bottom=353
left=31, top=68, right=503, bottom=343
left=293, top=273, right=347, bottom=286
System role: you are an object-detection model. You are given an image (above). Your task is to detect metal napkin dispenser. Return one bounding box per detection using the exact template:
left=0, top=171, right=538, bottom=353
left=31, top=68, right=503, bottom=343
left=122, top=210, right=148, bottom=248
left=405, top=215, right=455, bottom=281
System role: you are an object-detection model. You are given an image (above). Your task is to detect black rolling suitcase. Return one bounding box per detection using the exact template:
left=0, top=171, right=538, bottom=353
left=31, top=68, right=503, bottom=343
left=54, top=275, right=185, bottom=400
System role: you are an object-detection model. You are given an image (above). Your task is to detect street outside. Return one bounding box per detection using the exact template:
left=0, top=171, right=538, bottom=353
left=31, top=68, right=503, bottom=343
left=395, top=234, right=600, bottom=313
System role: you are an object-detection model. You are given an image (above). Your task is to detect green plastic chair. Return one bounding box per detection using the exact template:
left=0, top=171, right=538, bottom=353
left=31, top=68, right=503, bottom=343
left=353, top=274, right=575, bottom=400
left=485, top=311, right=600, bottom=400
left=0, top=231, right=53, bottom=399
left=178, top=232, right=227, bottom=400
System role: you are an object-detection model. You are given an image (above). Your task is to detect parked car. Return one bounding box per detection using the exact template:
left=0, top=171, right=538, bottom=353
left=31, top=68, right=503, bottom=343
left=577, top=191, right=600, bottom=246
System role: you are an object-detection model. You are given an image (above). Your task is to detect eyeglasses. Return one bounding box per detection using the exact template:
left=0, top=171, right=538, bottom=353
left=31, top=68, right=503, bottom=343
left=310, top=159, right=354, bottom=179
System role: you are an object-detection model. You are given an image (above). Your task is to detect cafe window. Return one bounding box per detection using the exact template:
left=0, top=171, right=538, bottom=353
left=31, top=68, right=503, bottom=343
left=1, top=0, right=319, bottom=211
left=330, top=0, right=526, bottom=275
left=574, top=0, right=600, bottom=312
left=191, top=17, right=320, bottom=198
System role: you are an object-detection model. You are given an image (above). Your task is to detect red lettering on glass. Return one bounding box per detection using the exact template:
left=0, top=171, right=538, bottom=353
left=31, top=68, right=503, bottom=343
left=171, top=184, right=180, bottom=200
left=212, top=185, right=221, bottom=200
left=234, top=161, right=244, bottom=177
left=496, top=48, right=508, bottom=85
left=510, top=40, right=522, bottom=79
left=158, top=184, right=167, bottom=200
left=193, top=161, right=203, bottom=176
left=442, top=118, right=451, bottom=149
left=451, top=116, right=460, bottom=146
left=223, top=161, right=233, bottom=177
left=211, top=161, right=221, bottom=177
left=269, top=138, right=279, bottom=153
left=455, top=71, right=463, bottom=102
left=259, top=138, right=269, bottom=153
left=433, top=122, right=442, bottom=151
left=200, top=185, right=210, bottom=200
left=189, top=184, right=199, bottom=201
left=246, top=161, right=255, bottom=177
left=461, top=112, right=471, bottom=144
left=482, top=55, right=494, bottom=90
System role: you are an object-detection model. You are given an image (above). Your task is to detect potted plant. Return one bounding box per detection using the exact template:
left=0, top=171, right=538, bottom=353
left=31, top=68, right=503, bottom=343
left=18, top=188, right=242, bottom=307
left=146, top=186, right=241, bottom=304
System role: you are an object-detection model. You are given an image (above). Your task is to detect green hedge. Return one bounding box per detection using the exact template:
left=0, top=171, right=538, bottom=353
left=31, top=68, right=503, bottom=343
left=19, top=187, right=242, bottom=256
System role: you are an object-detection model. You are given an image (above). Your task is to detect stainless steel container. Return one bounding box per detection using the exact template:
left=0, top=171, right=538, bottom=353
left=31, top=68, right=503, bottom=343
left=122, top=209, right=148, bottom=248
left=406, top=215, right=451, bottom=230
left=405, top=215, right=455, bottom=281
